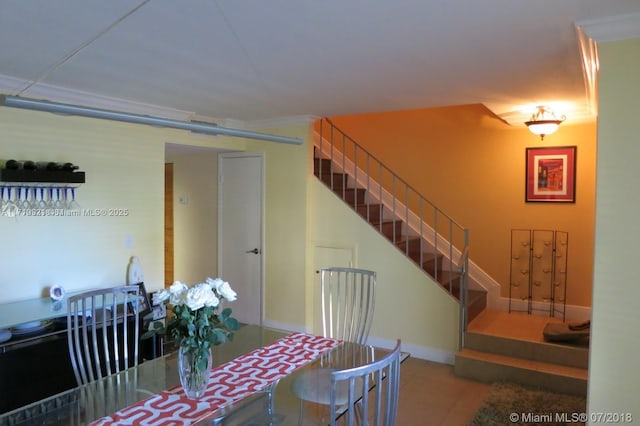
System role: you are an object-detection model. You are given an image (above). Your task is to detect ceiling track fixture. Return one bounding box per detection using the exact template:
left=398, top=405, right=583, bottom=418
left=525, top=106, right=566, bottom=141
left=0, top=95, right=303, bottom=145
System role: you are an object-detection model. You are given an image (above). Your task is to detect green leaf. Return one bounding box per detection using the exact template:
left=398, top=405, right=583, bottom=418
left=225, top=317, right=240, bottom=330
left=196, top=357, right=209, bottom=371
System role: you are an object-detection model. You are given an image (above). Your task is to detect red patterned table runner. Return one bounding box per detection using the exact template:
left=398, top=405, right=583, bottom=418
left=90, top=332, right=341, bottom=425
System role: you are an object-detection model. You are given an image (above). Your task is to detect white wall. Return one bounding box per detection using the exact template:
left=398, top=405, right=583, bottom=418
left=588, top=37, right=640, bottom=418
left=243, top=124, right=311, bottom=328
left=0, top=106, right=250, bottom=303
left=309, top=179, right=460, bottom=362
left=0, top=108, right=164, bottom=301
left=166, top=147, right=222, bottom=285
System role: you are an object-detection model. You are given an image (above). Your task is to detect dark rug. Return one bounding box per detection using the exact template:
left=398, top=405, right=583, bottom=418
left=470, top=382, right=586, bottom=425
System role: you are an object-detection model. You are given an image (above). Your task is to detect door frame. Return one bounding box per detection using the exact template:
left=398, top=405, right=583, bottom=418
left=217, top=151, right=265, bottom=325
left=164, top=163, right=174, bottom=288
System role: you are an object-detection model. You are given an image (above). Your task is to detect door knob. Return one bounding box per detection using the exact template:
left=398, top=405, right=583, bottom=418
left=245, top=248, right=260, bottom=254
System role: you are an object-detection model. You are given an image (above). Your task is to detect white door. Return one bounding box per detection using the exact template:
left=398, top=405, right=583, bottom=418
left=218, top=152, right=264, bottom=325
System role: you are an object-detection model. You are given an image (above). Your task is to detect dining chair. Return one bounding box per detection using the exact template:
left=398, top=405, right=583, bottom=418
left=67, top=285, right=142, bottom=386
left=292, top=267, right=377, bottom=422
left=319, top=267, right=377, bottom=345
left=329, top=339, right=402, bottom=426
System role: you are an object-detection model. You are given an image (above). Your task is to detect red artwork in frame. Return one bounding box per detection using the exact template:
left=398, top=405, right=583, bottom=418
left=525, top=146, right=576, bottom=203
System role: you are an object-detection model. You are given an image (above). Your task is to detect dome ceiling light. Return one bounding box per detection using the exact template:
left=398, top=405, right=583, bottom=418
left=525, top=106, right=566, bottom=140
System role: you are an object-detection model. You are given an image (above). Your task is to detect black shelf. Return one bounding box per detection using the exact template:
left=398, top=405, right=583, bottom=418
left=0, top=169, right=85, bottom=184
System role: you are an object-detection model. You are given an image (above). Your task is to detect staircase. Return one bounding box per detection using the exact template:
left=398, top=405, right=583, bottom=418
left=313, top=118, right=486, bottom=329
left=454, top=309, right=588, bottom=396
left=312, top=119, right=587, bottom=396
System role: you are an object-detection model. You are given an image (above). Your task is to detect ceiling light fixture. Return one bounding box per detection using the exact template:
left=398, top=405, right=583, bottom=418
left=0, top=95, right=303, bottom=145
left=525, top=106, right=566, bottom=140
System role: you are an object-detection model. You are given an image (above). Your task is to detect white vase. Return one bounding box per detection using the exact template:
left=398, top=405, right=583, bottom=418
left=178, top=343, right=213, bottom=399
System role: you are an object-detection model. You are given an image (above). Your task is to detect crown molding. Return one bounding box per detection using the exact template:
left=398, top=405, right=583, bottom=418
left=573, top=13, right=640, bottom=120
left=575, top=24, right=599, bottom=117
left=0, top=74, right=194, bottom=121
left=576, top=13, right=640, bottom=43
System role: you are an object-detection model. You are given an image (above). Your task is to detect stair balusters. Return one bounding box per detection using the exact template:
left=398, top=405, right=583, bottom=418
left=314, top=117, right=474, bottom=348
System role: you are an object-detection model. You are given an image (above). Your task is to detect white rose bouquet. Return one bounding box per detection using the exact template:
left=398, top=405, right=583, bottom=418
left=143, top=278, right=240, bottom=373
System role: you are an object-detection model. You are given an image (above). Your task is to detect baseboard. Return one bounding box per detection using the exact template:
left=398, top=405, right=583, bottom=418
left=493, top=297, right=592, bottom=322
left=262, top=319, right=308, bottom=334
left=367, top=336, right=456, bottom=365
left=263, top=319, right=456, bottom=365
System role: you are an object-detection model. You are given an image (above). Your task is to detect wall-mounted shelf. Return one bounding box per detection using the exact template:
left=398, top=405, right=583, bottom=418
left=1, top=166, right=85, bottom=211
left=0, top=169, right=85, bottom=184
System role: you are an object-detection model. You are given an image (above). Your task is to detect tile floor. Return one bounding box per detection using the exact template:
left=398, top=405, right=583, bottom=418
left=396, top=357, right=491, bottom=425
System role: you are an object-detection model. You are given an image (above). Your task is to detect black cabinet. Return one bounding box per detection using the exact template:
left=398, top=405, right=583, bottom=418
left=0, top=327, right=76, bottom=414
left=0, top=317, right=149, bottom=415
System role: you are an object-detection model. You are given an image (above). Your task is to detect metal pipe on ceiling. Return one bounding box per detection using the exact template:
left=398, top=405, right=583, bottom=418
left=0, top=95, right=303, bottom=145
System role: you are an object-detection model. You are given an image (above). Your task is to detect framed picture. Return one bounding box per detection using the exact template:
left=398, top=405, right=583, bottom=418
left=525, top=146, right=576, bottom=203
left=128, top=281, right=152, bottom=317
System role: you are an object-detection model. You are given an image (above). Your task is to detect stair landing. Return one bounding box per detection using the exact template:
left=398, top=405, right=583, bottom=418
left=455, top=309, right=589, bottom=396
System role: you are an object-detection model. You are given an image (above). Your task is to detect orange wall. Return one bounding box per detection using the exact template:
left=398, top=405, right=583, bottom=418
left=327, top=104, right=596, bottom=307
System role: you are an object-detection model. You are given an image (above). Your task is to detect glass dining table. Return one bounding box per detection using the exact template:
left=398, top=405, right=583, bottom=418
left=0, top=325, right=406, bottom=425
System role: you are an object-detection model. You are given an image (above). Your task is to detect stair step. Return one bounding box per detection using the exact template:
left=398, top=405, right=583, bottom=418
left=455, top=348, right=587, bottom=396
left=314, top=157, right=333, bottom=175
left=339, top=188, right=366, bottom=204
left=394, top=237, right=422, bottom=253
left=415, top=253, right=441, bottom=275
left=464, top=331, right=589, bottom=369
left=468, top=290, right=487, bottom=323
left=395, top=245, right=441, bottom=275
left=355, top=204, right=384, bottom=223
left=370, top=220, right=403, bottom=240
left=317, top=172, right=349, bottom=190
left=437, top=270, right=461, bottom=288
left=436, top=282, right=486, bottom=323
left=394, top=238, right=435, bottom=258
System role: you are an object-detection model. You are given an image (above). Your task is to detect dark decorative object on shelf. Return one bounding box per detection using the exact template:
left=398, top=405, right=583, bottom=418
left=0, top=159, right=85, bottom=184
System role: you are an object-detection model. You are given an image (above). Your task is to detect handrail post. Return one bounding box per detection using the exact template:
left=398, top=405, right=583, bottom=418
left=458, top=230, right=470, bottom=350
left=353, top=142, right=358, bottom=210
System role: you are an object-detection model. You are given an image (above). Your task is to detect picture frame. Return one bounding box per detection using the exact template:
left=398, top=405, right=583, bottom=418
left=525, top=146, right=576, bottom=203
left=128, top=281, right=152, bottom=317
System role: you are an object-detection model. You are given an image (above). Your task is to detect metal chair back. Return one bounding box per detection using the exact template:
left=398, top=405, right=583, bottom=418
left=67, top=285, right=141, bottom=386
left=330, top=339, right=402, bottom=426
left=320, top=267, right=376, bottom=345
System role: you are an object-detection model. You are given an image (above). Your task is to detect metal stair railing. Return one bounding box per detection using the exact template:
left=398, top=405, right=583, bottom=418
left=315, top=117, right=470, bottom=348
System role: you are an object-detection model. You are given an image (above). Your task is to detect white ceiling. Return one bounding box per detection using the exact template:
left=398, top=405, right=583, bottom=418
left=1, top=1, right=639, bottom=128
